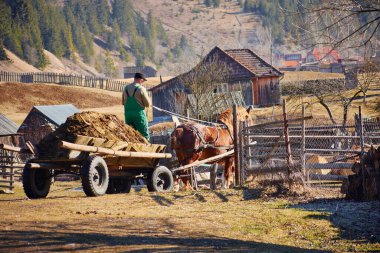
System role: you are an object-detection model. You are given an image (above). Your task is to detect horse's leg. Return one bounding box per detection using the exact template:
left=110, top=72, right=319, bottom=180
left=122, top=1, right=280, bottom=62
left=224, top=157, right=235, bottom=188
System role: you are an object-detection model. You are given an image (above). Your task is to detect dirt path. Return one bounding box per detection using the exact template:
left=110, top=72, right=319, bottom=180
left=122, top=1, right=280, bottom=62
left=0, top=182, right=379, bottom=252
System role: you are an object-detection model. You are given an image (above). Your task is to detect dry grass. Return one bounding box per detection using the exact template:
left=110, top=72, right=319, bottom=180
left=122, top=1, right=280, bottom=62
left=149, top=122, right=176, bottom=135
left=0, top=82, right=122, bottom=124
left=282, top=71, right=345, bottom=83
left=0, top=182, right=379, bottom=252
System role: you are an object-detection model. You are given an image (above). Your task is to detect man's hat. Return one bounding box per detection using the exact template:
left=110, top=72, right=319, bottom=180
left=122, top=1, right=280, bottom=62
left=134, top=72, right=147, bottom=81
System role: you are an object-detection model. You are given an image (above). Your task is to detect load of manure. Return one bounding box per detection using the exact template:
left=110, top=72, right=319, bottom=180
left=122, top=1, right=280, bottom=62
left=37, top=111, right=149, bottom=158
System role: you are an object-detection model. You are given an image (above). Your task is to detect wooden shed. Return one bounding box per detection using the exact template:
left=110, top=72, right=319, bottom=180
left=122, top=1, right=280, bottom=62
left=0, top=113, right=22, bottom=147
left=150, top=46, right=283, bottom=118
left=17, top=104, right=80, bottom=145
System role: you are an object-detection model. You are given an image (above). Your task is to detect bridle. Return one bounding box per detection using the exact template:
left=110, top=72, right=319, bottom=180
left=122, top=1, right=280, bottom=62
left=174, top=123, right=233, bottom=154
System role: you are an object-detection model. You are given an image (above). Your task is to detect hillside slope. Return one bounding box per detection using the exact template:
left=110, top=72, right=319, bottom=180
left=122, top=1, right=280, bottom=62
left=0, top=1, right=272, bottom=76
left=0, top=82, right=121, bottom=124
left=134, top=0, right=271, bottom=72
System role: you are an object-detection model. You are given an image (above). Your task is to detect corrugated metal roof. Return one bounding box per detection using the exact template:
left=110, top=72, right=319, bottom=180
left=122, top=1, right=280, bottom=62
left=0, top=113, right=19, bottom=136
left=34, top=104, right=80, bottom=126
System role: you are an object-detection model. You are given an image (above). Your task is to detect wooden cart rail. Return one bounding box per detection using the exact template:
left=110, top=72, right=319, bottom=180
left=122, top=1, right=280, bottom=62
left=172, top=149, right=234, bottom=172
left=59, top=141, right=172, bottom=159
left=0, top=144, right=31, bottom=153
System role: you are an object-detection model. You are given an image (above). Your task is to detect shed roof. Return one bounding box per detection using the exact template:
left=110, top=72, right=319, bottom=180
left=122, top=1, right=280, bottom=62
left=0, top=113, right=19, bottom=136
left=224, top=48, right=283, bottom=77
left=150, top=46, right=282, bottom=92
left=34, top=104, right=80, bottom=126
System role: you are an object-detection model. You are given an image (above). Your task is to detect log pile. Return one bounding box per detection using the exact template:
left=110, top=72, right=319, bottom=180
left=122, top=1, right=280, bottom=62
left=37, top=111, right=149, bottom=158
left=342, top=146, right=380, bottom=201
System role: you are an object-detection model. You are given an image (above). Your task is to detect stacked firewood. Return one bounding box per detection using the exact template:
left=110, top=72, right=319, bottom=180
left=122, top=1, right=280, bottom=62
left=342, top=146, right=380, bottom=201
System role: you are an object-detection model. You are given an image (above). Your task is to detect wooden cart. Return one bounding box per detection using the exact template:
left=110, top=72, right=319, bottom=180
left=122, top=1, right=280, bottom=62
left=22, top=135, right=173, bottom=199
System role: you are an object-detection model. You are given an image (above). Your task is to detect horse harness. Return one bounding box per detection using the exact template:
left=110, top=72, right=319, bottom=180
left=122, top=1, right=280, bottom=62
left=177, top=123, right=234, bottom=153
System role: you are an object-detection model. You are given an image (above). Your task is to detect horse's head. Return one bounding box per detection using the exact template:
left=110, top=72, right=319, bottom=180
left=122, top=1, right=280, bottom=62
left=217, top=106, right=253, bottom=130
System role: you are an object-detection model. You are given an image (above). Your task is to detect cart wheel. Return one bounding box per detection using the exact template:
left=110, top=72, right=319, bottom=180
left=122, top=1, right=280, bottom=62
left=147, top=166, right=173, bottom=192
left=23, top=164, right=51, bottom=199
left=107, top=178, right=131, bottom=194
left=81, top=156, right=109, bottom=197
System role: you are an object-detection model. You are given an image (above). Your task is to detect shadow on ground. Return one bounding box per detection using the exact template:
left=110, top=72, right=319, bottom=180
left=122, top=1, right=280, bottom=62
left=291, top=199, right=380, bottom=243
left=0, top=229, right=330, bottom=253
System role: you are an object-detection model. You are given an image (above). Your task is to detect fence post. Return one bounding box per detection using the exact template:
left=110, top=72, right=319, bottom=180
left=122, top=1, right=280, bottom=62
left=301, top=104, right=307, bottom=185
left=358, top=106, right=366, bottom=199
left=233, top=104, right=240, bottom=186
left=239, top=121, right=247, bottom=186
left=282, top=99, right=294, bottom=188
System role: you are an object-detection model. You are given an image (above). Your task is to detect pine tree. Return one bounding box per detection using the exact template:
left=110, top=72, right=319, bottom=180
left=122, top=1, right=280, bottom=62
left=0, top=1, right=11, bottom=60
left=104, top=50, right=117, bottom=77
left=213, top=0, right=220, bottom=8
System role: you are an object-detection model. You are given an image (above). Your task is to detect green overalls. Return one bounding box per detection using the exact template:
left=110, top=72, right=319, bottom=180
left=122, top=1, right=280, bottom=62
left=124, top=84, right=150, bottom=141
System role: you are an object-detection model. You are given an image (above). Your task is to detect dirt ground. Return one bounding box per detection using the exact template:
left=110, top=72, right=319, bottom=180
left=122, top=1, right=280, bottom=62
left=0, top=182, right=379, bottom=253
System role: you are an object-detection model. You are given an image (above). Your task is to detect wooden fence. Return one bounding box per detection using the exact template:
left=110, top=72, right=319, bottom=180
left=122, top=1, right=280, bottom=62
left=238, top=103, right=380, bottom=187
left=0, top=71, right=136, bottom=92
left=0, top=146, right=25, bottom=192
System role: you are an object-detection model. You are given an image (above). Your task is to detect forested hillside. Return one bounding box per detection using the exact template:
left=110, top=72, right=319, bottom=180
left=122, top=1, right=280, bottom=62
left=1, top=0, right=376, bottom=76
left=241, top=0, right=377, bottom=50
left=0, top=0, right=188, bottom=75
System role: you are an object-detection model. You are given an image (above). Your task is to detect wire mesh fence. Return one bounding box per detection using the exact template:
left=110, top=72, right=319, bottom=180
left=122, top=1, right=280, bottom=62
left=240, top=106, right=380, bottom=189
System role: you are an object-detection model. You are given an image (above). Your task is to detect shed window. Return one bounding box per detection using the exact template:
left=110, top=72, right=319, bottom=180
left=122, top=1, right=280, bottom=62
left=215, top=83, right=229, bottom=93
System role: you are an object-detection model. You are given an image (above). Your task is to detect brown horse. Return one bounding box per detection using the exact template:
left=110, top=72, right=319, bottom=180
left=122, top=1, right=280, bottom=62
left=170, top=106, right=252, bottom=189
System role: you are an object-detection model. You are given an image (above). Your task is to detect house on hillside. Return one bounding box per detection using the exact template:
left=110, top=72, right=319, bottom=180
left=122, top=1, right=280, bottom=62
left=280, top=54, right=303, bottom=71
left=18, top=104, right=80, bottom=145
left=301, top=47, right=342, bottom=73
left=124, top=66, right=157, bottom=79
left=150, top=46, right=283, bottom=118
left=306, top=47, right=340, bottom=64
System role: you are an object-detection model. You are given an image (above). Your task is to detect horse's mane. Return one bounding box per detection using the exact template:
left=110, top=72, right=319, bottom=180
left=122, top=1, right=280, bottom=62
left=217, top=106, right=248, bottom=130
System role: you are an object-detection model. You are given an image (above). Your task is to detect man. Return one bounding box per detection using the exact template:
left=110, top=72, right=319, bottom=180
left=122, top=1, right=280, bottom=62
left=122, top=72, right=151, bottom=141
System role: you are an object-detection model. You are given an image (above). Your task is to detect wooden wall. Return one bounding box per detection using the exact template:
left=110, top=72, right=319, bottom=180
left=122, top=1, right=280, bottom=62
left=17, top=109, right=57, bottom=146
left=252, top=76, right=281, bottom=106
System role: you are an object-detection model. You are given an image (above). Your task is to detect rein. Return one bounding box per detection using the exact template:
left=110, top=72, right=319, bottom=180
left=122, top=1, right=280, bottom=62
left=176, top=123, right=233, bottom=153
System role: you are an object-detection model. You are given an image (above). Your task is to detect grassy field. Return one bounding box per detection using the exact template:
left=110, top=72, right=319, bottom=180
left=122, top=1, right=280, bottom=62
left=0, top=182, right=379, bottom=252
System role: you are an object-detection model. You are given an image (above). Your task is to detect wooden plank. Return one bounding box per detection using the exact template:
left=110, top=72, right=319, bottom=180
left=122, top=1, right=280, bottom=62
left=0, top=165, right=25, bottom=169
left=0, top=172, right=17, bottom=176
left=0, top=180, right=14, bottom=183
left=172, top=150, right=234, bottom=172
left=26, top=163, right=73, bottom=169
left=0, top=144, right=32, bottom=154
left=307, top=163, right=353, bottom=169
left=243, top=135, right=367, bottom=139
left=0, top=185, right=14, bottom=189
left=305, top=149, right=361, bottom=153
left=233, top=105, right=240, bottom=186
left=30, top=158, right=84, bottom=163
left=0, top=144, right=22, bottom=152
left=245, top=166, right=288, bottom=174
left=245, top=116, right=313, bottom=129
left=60, top=141, right=172, bottom=159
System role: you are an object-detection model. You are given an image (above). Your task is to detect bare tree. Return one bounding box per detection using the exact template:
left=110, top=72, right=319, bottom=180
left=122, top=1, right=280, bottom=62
left=357, top=60, right=380, bottom=103
left=178, top=54, right=229, bottom=119
left=288, top=0, right=380, bottom=55
left=283, top=79, right=362, bottom=126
